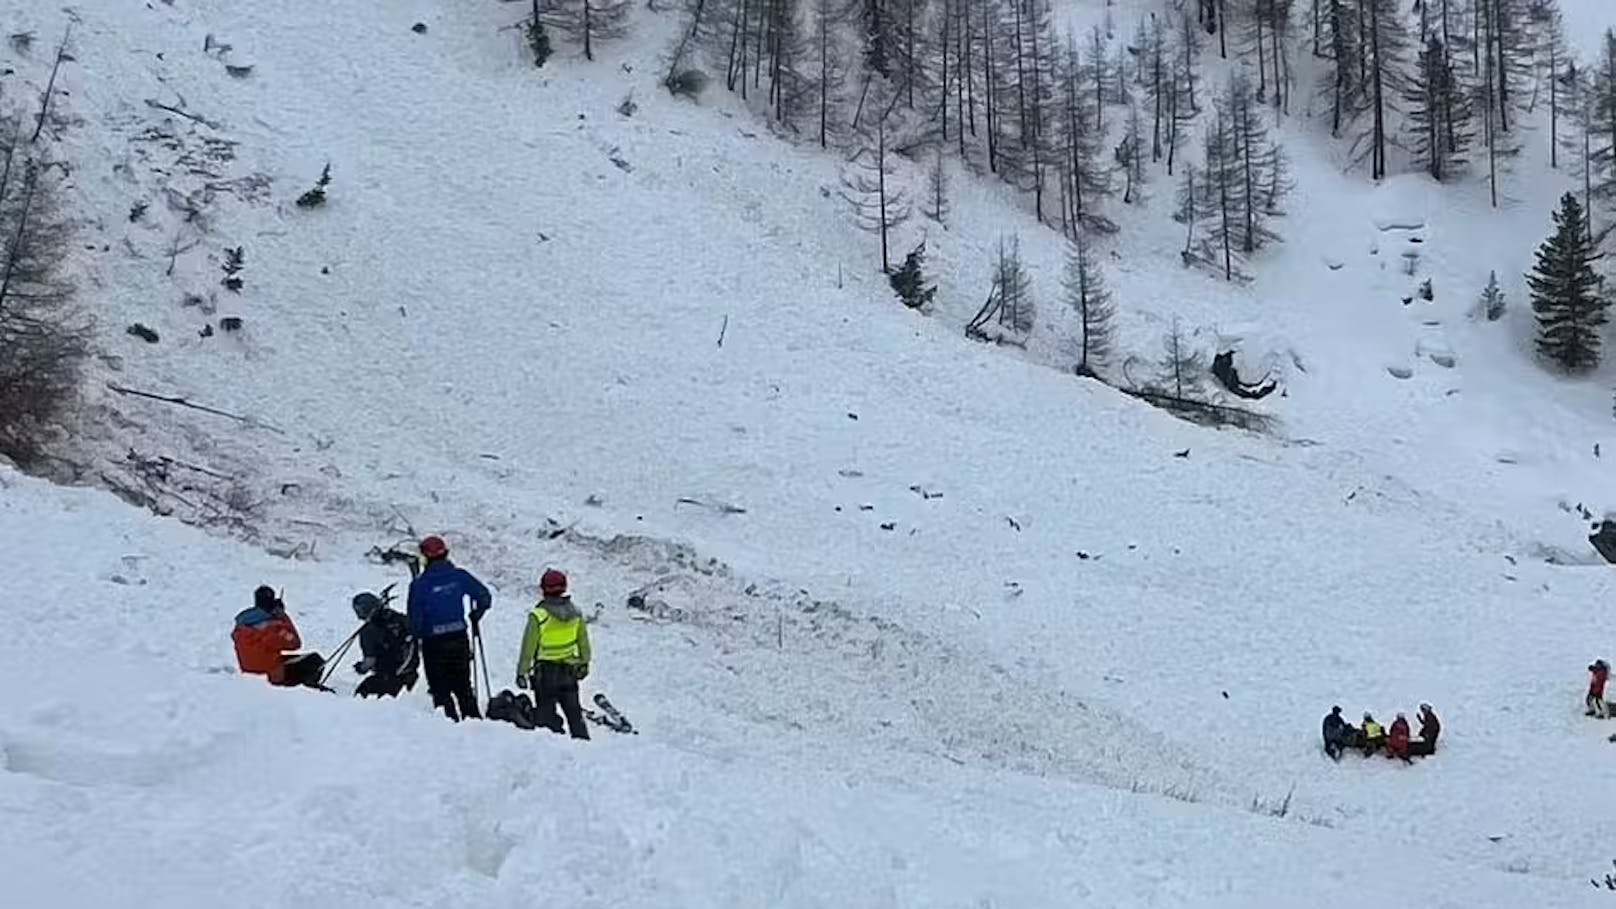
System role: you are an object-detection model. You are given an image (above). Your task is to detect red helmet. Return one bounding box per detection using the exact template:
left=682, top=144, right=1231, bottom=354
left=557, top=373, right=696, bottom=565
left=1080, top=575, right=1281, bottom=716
left=540, top=569, right=568, bottom=596
left=419, top=535, right=449, bottom=559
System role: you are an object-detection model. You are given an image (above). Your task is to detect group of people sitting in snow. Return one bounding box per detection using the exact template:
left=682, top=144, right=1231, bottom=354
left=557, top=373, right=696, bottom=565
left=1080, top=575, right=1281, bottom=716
left=1321, top=704, right=1440, bottom=763
left=230, top=535, right=594, bottom=739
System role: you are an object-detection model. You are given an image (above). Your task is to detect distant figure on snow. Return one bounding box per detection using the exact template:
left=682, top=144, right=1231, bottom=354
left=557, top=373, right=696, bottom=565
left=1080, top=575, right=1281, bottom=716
left=1408, top=703, right=1440, bottom=756
left=351, top=591, right=419, bottom=698
left=1359, top=713, right=1386, bottom=757
left=1321, top=706, right=1352, bottom=761
left=1588, top=660, right=1610, bottom=718
left=1386, top=713, right=1412, bottom=763
left=407, top=535, right=491, bottom=721
left=233, top=586, right=326, bottom=688
left=516, top=569, right=592, bottom=740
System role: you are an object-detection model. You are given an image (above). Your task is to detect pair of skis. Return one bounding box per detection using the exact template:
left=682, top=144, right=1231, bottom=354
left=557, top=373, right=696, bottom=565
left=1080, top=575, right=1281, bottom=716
left=584, top=692, right=636, bottom=735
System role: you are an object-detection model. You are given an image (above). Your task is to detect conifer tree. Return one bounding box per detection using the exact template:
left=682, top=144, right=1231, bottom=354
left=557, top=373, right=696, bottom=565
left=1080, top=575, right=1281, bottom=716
left=988, top=235, right=1036, bottom=335
left=1174, top=162, right=1200, bottom=256
left=811, top=0, right=850, bottom=148
left=1478, top=268, right=1506, bottom=321
left=1058, top=34, right=1113, bottom=233
left=1139, top=13, right=1169, bottom=162
left=923, top=146, right=950, bottom=223
left=1472, top=0, right=1524, bottom=206
left=1156, top=320, right=1208, bottom=397
left=840, top=117, right=911, bottom=272
left=1062, top=233, right=1115, bottom=375
left=542, top=0, right=630, bottom=61
left=1354, top=0, right=1409, bottom=180
left=889, top=240, right=938, bottom=308
left=1405, top=37, right=1474, bottom=181
left=1317, top=0, right=1362, bottom=138
left=1536, top=0, right=1570, bottom=169
left=1590, top=29, right=1616, bottom=232
left=1120, top=101, right=1147, bottom=204
left=527, top=0, right=554, bottom=67
left=1529, top=193, right=1608, bottom=371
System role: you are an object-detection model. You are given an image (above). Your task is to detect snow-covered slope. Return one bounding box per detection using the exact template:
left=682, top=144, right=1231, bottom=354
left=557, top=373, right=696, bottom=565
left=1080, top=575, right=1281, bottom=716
left=2, top=469, right=1604, bottom=908
left=3, top=0, right=1616, bottom=904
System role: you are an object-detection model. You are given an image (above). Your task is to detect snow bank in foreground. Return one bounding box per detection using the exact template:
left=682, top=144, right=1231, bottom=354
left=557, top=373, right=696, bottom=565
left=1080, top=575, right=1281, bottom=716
left=0, top=470, right=1604, bottom=908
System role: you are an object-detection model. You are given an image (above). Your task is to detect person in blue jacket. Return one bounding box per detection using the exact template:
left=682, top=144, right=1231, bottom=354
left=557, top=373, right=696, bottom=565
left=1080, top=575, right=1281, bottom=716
left=407, top=535, right=491, bottom=721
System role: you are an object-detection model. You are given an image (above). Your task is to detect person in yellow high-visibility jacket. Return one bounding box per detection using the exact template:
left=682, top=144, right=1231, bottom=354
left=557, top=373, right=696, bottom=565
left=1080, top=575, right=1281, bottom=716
left=516, top=569, right=591, bottom=739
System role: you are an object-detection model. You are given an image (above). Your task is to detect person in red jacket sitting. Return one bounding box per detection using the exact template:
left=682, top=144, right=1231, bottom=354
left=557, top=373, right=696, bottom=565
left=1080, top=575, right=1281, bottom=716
left=1588, top=660, right=1610, bottom=718
left=1386, top=713, right=1412, bottom=764
left=233, top=586, right=326, bottom=688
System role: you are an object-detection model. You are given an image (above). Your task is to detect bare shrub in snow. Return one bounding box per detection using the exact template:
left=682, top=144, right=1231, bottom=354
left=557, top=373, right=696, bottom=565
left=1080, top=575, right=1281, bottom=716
left=0, top=128, right=86, bottom=468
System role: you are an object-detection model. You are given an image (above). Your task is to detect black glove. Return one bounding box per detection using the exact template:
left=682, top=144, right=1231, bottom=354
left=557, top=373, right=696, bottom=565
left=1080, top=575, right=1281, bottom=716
left=353, top=657, right=375, bottom=675
left=515, top=673, right=530, bottom=690
left=471, top=606, right=488, bottom=629
left=574, top=663, right=590, bottom=681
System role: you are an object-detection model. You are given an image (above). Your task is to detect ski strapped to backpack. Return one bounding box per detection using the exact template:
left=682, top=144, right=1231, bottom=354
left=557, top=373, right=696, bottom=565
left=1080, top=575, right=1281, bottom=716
left=584, top=692, right=636, bottom=734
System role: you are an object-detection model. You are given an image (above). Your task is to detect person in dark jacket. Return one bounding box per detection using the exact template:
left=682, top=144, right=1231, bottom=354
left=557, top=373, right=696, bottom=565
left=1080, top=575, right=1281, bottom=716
left=1408, top=703, right=1441, bottom=756
left=406, top=536, right=491, bottom=721
left=351, top=591, right=419, bottom=699
left=1321, top=706, right=1351, bottom=761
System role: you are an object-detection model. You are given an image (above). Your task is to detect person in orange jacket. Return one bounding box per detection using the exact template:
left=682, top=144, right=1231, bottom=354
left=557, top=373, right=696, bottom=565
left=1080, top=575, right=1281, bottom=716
left=233, top=586, right=326, bottom=688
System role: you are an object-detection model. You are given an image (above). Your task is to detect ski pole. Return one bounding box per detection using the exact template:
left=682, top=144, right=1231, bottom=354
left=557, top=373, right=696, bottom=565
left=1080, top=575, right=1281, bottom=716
left=473, top=625, right=492, bottom=707
left=318, top=624, right=363, bottom=689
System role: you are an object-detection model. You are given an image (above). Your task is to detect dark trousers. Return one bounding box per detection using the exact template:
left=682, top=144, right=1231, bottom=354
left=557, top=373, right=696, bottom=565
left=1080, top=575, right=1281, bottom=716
left=357, top=669, right=417, bottom=699
left=421, top=632, right=480, bottom=721
left=274, top=653, right=327, bottom=689
left=534, top=661, right=589, bottom=740
left=1407, top=739, right=1436, bottom=757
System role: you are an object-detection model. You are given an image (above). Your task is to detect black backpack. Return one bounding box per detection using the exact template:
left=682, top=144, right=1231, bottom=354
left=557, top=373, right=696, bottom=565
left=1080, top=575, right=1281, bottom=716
left=486, top=690, right=538, bottom=730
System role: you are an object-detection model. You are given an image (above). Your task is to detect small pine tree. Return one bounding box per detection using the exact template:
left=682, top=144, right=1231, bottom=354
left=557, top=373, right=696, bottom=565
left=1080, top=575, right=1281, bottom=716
left=1478, top=270, right=1506, bottom=321
left=1529, top=193, right=1608, bottom=372
left=889, top=241, right=938, bottom=310
left=221, top=246, right=245, bottom=293
left=1062, top=233, right=1115, bottom=376
left=528, top=17, right=553, bottom=68
left=295, top=163, right=331, bottom=208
